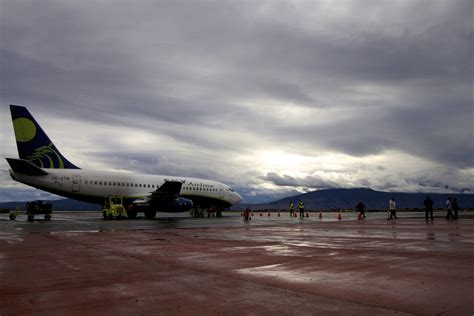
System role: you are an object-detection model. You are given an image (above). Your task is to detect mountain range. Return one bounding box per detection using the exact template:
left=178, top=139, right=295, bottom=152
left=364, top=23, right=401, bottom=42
left=235, top=188, right=474, bottom=211
left=1, top=188, right=473, bottom=211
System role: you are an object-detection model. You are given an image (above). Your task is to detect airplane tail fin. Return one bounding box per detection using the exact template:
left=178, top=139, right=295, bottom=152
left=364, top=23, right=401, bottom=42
left=10, top=105, right=80, bottom=169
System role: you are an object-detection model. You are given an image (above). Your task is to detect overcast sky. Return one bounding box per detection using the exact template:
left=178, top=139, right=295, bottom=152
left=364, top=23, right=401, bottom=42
left=1, top=0, right=473, bottom=203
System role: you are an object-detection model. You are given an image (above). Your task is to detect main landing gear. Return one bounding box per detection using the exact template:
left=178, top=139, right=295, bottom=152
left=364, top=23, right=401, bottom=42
left=144, top=209, right=157, bottom=219
left=190, top=206, right=223, bottom=218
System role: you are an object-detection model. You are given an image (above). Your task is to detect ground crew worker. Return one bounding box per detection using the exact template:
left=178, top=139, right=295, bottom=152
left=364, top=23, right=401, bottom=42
left=289, top=201, right=294, bottom=217
left=424, top=195, right=434, bottom=221
left=355, top=201, right=367, bottom=219
left=388, top=198, right=397, bottom=219
left=445, top=197, right=454, bottom=220
left=298, top=200, right=304, bottom=218
left=243, top=207, right=251, bottom=221
left=452, top=198, right=460, bottom=219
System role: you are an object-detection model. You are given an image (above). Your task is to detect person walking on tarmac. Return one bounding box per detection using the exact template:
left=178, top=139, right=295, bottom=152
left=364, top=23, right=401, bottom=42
left=243, top=207, right=251, bottom=221
left=424, top=195, right=434, bottom=221
left=445, top=197, right=454, bottom=220
left=289, top=201, right=294, bottom=217
left=388, top=198, right=397, bottom=219
left=355, top=201, right=367, bottom=219
left=452, top=198, right=460, bottom=219
left=298, top=200, right=305, bottom=218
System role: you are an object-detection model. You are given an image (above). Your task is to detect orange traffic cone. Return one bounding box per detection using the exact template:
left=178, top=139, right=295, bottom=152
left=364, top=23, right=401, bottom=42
left=305, top=212, right=309, bottom=218
left=260, top=212, right=262, bottom=216
left=337, top=213, right=342, bottom=220
left=268, top=212, right=270, bottom=216
left=278, top=212, right=280, bottom=217
left=319, top=211, right=323, bottom=219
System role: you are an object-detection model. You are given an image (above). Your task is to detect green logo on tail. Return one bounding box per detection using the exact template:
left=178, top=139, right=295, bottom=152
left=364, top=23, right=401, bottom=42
left=27, top=143, right=65, bottom=169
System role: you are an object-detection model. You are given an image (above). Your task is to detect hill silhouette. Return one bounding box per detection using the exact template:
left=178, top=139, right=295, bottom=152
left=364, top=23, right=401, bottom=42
left=237, top=188, right=474, bottom=211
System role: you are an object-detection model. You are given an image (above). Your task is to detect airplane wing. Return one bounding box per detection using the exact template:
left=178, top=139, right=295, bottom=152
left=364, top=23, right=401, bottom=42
left=133, top=180, right=183, bottom=205
left=131, top=180, right=192, bottom=213
left=150, top=181, right=183, bottom=201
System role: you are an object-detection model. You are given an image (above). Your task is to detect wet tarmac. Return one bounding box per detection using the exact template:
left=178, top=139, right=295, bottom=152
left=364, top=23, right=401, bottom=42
left=1, top=211, right=473, bottom=315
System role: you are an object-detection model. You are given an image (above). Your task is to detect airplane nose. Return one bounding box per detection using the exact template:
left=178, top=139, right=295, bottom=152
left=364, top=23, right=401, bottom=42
left=234, top=192, right=242, bottom=204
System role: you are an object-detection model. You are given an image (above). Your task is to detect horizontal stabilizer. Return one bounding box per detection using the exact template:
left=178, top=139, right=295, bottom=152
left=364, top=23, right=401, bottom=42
left=6, top=158, right=49, bottom=176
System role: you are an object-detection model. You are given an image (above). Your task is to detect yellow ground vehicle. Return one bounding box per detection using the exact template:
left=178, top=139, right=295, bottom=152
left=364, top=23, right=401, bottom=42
left=102, top=196, right=126, bottom=220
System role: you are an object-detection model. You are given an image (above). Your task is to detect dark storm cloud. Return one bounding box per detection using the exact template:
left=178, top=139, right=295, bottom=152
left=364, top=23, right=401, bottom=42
left=90, top=149, right=226, bottom=181
left=1, top=0, right=472, bottom=202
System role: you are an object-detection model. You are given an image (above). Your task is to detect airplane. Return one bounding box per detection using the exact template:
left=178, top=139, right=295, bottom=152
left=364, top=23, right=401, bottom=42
left=6, top=105, right=242, bottom=218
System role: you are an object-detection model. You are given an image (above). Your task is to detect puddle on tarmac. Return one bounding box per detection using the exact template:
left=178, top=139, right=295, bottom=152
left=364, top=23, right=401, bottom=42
left=235, top=264, right=371, bottom=285
left=0, top=232, right=24, bottom=244
left=50, top=230, right=100, bottom=237
left=223, top=244, right=312, bottom=256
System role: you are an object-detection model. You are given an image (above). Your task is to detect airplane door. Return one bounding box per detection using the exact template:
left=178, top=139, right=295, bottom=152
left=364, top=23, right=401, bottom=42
left=72, top=175, right=81, bottom=192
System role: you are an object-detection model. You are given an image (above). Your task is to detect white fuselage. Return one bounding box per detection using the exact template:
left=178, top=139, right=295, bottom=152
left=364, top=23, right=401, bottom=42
left=10, top=168, right=242, bottom=207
